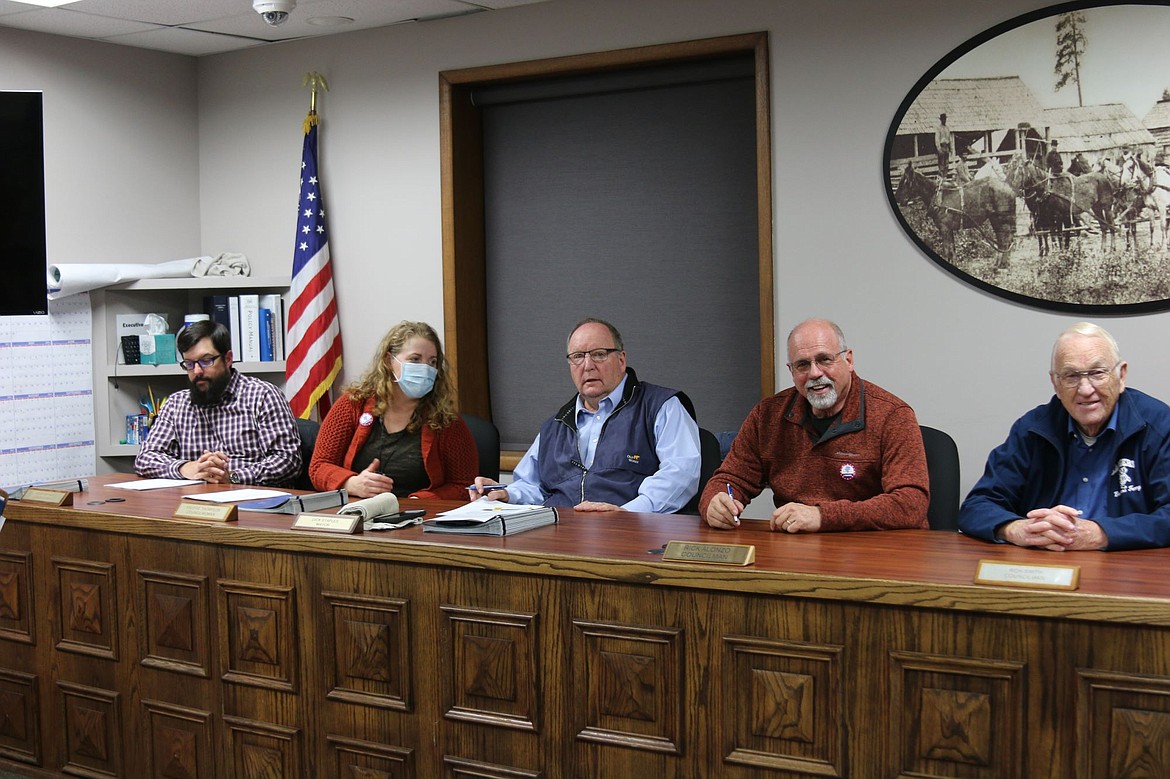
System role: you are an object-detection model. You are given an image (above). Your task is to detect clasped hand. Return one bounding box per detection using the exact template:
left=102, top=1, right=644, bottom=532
left=999, top=505, right=1107, bottom=551
left=181, top=450, right=230, bottom=483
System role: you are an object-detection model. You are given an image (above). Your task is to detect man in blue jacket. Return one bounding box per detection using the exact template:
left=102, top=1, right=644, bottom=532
left=960, top=322, right=1170, bottom=551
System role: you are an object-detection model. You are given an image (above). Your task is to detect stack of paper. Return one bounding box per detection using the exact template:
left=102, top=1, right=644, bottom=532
left=423, top=497, right=558, bottom=536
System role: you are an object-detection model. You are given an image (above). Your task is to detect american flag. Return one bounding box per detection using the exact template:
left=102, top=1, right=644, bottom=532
left=285, top=111, right=342, bottom=418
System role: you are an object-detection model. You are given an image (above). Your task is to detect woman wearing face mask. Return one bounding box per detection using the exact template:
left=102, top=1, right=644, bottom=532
left=309, top=321, right=478, bottom=499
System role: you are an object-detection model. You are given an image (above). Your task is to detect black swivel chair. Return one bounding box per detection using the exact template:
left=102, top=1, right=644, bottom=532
left=682, top=427, right=724, bottom=515
left=461, top=413, right=501, bottom=482
left=920, top=424, right=960, bottom=531
left=294, top=417, right=321, bottom=491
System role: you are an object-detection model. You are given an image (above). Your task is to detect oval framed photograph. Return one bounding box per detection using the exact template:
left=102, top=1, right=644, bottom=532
left=885, top=1, right=1170, bottom=314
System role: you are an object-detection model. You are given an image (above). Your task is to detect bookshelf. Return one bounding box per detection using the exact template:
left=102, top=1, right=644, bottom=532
left=90, top=275, right=290, bottom=468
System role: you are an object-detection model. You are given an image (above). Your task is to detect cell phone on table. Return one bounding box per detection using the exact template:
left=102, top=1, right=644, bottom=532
left=387, top=509, right=426, bottom=521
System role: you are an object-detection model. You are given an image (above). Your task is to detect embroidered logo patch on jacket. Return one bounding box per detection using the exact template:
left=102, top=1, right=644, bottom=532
left=1112, top=457, right=1141, bottom=497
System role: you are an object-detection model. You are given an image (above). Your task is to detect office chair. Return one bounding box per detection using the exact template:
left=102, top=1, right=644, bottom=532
left=920, top=424, right=960, bottom=531
left=294, top=417, right=321, bottom=491
left=461, top=413, right=501, bottom=482
left=681, top=427, right=724, bottom=515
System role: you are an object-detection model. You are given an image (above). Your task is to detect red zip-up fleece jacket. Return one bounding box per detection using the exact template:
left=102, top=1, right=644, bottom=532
left=699, top=375, right=929, bottom=530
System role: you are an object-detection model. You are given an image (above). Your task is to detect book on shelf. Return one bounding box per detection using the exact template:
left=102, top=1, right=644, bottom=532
left=227, top=296, right=243, bottom=357
left=258, top=308, right=273, bottom=361
left=203, top=295, right=231, bottom=331
left=238, top=294, right=260, bottom=362
left=258, top=293, right=284, bottom=360
left=422, top=498, right=558, bottom=536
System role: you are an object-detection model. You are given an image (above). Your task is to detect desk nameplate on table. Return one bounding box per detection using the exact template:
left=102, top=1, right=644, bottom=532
left=975, top=559, right=1080, bottom=590
left=174, top=501, right=238, bottom=522
left=20, top=488, right=74, bottom=507
left=292, top=512, right=362, bottom=534
left=662, top=540, right=755, bottom=566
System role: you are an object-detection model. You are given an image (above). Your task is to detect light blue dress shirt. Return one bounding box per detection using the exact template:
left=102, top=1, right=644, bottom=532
left=1058, top=404, right=1120, bottom=521
left=505, top=375, right=701, bottom=512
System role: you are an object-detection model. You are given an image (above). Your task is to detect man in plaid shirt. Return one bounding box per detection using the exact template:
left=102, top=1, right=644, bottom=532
left=135, top=320, right=301, bottom=486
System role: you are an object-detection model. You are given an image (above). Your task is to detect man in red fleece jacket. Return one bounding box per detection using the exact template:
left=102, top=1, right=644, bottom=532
left=700, top=318, right=929, bottom=533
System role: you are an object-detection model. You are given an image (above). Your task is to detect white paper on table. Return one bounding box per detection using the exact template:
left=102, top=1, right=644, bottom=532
left=183, top=489, right=290, bottom=503
left=108, top=478, right=203, bottom=490
left=46, top=258, right=207, bottom=300
left=436, top=496, right=546, bottom=518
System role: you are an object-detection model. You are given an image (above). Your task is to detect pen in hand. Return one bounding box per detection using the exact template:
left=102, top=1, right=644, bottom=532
left=726, top=482, right=740, bottom=525
left=468, top=484, right=507, bottom=493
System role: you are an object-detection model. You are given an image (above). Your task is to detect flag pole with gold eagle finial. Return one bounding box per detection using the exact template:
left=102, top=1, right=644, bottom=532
left=285, top=71, right=343, bottom=419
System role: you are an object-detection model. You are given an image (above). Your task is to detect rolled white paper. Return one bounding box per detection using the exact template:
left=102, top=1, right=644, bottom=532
left=337, top=492, right=400, bottom=520
left=47, top=257, right=210, bottom=300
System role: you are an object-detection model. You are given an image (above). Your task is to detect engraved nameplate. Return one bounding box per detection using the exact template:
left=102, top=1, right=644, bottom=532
left=21, top=488, right=74, bottom=506
left=292, top=512, right=361, bottom=534
left=173, top=501, right=238, bottom=522
left=662, top=540, right=755, bottom=566
left=975, top=559, right=1079, bottom=590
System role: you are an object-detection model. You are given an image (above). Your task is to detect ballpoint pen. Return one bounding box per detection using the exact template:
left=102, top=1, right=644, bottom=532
left=726, top=482, right=739, bottom=523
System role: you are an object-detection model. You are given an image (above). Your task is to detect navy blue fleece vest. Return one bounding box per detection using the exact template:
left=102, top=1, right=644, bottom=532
left=536, top=370, right=687, bottom=507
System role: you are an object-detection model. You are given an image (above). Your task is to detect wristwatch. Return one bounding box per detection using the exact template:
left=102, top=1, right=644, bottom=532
left=229, top=471, right=242, bottom=485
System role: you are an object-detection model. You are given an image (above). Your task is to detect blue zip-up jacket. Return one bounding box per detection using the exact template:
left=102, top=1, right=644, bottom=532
left=536, top=368, right=695, bottom=509
left=959, top=388, right=1170, bottom=550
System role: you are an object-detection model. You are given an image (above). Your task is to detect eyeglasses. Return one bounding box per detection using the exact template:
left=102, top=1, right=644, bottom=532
left=566, top=348, right=621, bottom=366
left=787, top=349, right=848, bottom=374
left=1052, top=363, right=1119, bottom=389
left=179, top=354, right=222, bottom=371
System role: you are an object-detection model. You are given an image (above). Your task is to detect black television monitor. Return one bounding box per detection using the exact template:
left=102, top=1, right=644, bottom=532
left=0, top=91, right=47, bottom=316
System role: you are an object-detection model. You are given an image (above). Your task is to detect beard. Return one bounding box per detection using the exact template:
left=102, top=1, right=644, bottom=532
left=804, top=378, right=838, bottom=411
left=189, top=371, right=230, bottom=406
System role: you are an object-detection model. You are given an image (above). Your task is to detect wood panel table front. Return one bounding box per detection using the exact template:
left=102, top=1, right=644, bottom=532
left=2, top=474, right=1169, bottom=778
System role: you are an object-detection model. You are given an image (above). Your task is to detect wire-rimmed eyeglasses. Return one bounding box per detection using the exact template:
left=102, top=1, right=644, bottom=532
left=566, top=348, right=621, bottom=366
left=787, top=349, right=847, bottom=374
left=1052, top=363, right=1119, bottom=389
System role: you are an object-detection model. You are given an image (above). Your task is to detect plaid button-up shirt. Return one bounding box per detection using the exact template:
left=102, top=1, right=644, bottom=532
left=134, top=370, right=301, bottom=486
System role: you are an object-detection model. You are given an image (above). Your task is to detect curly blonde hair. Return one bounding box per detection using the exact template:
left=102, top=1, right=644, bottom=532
left=345, top=321, right=457, bottom=432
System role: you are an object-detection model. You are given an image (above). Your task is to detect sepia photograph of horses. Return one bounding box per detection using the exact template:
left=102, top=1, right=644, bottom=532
left=886, top=2, right=1170, bottom=314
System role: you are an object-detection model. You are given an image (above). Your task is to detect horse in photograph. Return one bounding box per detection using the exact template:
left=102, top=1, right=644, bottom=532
left=1005, top=157, right=1072, bottom=256
left=1042, top=167, right=1118, bottom=253
left=1142, top=165, right=1170, bottom=251
left=1116, top=154, right=1163, bottom=252
left=895, top=163, right=1015, bottom=268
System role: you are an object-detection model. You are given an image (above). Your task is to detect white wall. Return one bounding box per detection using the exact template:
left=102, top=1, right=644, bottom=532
left=0, top=27, right=200, bottom=262
left=13, top=0, right=1168, bottom=496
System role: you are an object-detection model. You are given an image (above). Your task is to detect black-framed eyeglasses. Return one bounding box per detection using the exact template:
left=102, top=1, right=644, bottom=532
left=1052, top=362, right=1119, bottom=389
left=787, top=349, right=848, bottom=374
left=179, top=354, right=222, bottom=371
left=566, top=348, right=621, bottom=366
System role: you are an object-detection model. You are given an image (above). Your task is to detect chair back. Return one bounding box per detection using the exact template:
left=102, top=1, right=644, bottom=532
left=462, top=413, right=501, bottom=482
left=681, top=427, right=723, bottom=514
left=920, top=424, right=960, bottom=531
left=294, top=417, right=320, bottom=491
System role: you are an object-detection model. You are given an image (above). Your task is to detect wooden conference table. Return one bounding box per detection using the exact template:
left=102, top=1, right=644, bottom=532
left=2, top=475, right=1170, bottom=778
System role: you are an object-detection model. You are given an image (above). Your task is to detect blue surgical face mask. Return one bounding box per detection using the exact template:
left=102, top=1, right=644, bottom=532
left=393, top=355, right=438, bottom=399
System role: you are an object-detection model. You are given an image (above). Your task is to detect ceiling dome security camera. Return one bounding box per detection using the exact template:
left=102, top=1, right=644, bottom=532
left=254, top=0, right=296, bottom=26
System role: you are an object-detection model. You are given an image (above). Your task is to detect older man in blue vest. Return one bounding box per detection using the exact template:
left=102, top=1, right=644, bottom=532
left=471, top=318, right=701, bottom=512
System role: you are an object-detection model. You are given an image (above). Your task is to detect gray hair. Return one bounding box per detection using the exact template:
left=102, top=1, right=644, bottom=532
left=1051, top=322, right=1120, bottom=369
left=567, top=318, right=624, bottom=352
left=787, top=318, right=848, bottom=354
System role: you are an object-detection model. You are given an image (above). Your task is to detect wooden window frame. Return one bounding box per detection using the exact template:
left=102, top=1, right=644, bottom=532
left=439, top=32, right=774, bottom=467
